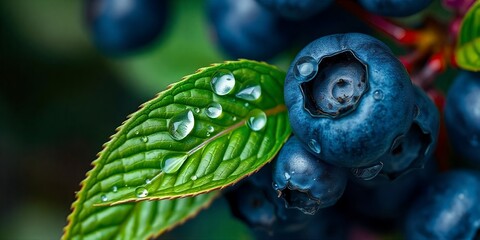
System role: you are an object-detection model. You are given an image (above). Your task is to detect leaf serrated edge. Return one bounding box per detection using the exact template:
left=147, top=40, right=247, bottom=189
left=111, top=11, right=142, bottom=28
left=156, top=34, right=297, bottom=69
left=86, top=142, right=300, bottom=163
left=62, top=59, right=285, bottom=239
left=455, top=0, right=480, bottom=71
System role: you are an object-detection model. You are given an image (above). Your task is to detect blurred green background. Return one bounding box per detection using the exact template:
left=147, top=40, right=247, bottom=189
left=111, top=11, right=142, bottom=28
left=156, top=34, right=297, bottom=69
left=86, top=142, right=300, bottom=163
left=0, top=0, right=257, bottom=239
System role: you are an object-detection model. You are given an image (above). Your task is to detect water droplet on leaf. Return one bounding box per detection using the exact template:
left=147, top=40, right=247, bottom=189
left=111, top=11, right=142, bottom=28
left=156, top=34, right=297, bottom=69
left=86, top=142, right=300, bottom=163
left=211, top=70, right=235, bottom=95
left=236, top=85, right=261, bottom=101
left=112, top=186, right=118, bottom=193
left=162, top=154, right=189, bottom=174
left=135, top=187, right=148, bottom=198
left=101, top=195, right=108, bottom=202
left=247, top=109, right=267, bottom=131
left=168, top=110, right=195, bottom=141
left=141, top=136, right=148, bottom=143
left=145, top=178, right=151, bottom=184
left=191, top=175, right=198, bottom=181
left=205, top=102, right=222, bottom=119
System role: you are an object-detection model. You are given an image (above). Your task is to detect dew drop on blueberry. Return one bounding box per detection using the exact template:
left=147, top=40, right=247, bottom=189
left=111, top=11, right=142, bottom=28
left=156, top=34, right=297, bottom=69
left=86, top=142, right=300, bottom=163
left=293, top=56, right=318, bottom=81
left=373, top=90, right=384, bottom=101
left=351, top=162, right=384, bottom=180
left=308, top=139, right=321, bottom=154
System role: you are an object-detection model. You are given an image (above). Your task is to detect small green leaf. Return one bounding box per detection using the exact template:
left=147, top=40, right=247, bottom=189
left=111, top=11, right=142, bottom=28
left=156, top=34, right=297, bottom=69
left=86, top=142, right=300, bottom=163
left=63, top=60, right=290, bottom=239
left=456, top=1, right=480, bottom=71
left=64, top=192, right=217, bottom=240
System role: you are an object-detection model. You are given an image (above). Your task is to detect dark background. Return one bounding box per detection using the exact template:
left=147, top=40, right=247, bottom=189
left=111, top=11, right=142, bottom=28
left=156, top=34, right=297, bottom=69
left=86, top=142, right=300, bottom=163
left=0, top=0, right=253, bottom=239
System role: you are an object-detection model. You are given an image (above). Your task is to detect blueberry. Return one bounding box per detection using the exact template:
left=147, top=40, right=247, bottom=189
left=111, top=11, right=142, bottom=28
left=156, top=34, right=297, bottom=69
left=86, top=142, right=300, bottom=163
left=86, top=0, right=169, bottom=55
left=273, top=136, right=348, bottom=215
left=226, top=163, right=314, bottom=235
left=285, top=33, right=415, bottom=168
left=378, top=86, right=440, bottom=179
left=405, top=170, right=480, bottom=239
left=206, top=0, right=295, bottom=61
left=255, top=0, right=333, bottom=20
left=445, top=71, right=480, bottom=166
left=358, top=0, right=433, bottom=17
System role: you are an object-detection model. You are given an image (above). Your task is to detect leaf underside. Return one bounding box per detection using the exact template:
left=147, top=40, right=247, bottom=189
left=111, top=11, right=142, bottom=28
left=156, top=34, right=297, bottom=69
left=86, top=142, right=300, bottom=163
left=63, top=60, right=290, bottom=239
left=456, top=1, right=480, bottom=71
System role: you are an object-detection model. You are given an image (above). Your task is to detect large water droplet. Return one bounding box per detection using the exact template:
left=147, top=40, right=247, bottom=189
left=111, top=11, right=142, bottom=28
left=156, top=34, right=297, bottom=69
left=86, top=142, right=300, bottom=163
left=470, top=135, right=479, bottom=147
left=351, top=162, right=384, bottom=181
left=162, top=154, right=189, bottom=174
left=236, top=85, right=261, bottom=101
left=211, top=70, right=235, bottom=95
left=141, top=136, right=149, bottom=143
left=308, top=139, right=321, bottom=154
left=100, top=194, right=108, bottom=202
left=135, top=187, right=148, bottom=198
left=247, top=109, right=267, bottom=131
left=373, top=90, right=384, bottom=100
left=168, top=110, right=195, bottom=141
left=293, top=56, right=318, bottom=81
left=112, top=186, right=118, bottom=193
left=205, top=102, right=222, bottom=119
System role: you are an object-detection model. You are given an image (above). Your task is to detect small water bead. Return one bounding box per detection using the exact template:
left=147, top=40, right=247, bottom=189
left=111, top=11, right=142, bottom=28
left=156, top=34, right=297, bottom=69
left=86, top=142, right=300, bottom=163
left=373, top=90, right=384, bottom=100
left=135, top=187, right=149, bottom=198
left=308, top=139, right=321, bottom=154
left=191, top=175, right=198, bottom=181
left=351, top=162, right=384, bottom=181
left=211, top=70, right=236, bottom=95
left=247, top=109, right=267, bottom=131
left=101, top=195, right=108, bottom=202
left=284, top=172, right=291, bottom=180
left=293, top=56, right=318, bottom=81
left=205, top=102, right=223, bottom=119
left=145, top=178, right=151, bottom=184
left=162, top=154, right=189, bottom=174
left=168, top=110, right=195, bottom=141
left=134, top=130, right=140, bottom=135
left=236, top=85, right=261, bottom=101
left=193, top=107, right=200, bottom=114
left=232, top=116, right=237, bottom=121
left=244, top=103, right=249, bottom=107
left=141, top=136, right=149, bottom=143
left=112, top=186, right=118, bottom=193
left=207, top=126, right=214, bottom=133
left=206, top=132, right=211, bottom=137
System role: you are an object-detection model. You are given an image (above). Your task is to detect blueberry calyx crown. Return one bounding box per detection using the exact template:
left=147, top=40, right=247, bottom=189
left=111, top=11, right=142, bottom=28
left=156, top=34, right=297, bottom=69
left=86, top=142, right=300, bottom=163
left=298, top=50, right=368, bottom=118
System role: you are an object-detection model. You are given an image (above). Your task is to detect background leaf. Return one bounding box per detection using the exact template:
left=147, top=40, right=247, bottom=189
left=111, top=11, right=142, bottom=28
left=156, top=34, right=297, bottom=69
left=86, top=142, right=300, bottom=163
left=63, top=60, right=290, bottom=239
left=455, top=1, right=480, bottom=71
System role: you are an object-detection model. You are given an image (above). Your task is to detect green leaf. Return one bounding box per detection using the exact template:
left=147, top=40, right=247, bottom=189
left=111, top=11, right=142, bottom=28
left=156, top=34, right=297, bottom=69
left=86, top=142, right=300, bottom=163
left=456, top=0, right=480, bottom=71
left=63, top=60, right=290, bottom=239
left=64, top=192, right=218, bottom=240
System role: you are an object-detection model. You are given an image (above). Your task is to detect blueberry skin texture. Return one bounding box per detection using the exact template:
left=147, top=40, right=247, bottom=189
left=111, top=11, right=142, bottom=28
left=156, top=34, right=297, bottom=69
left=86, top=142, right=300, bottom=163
left=285, top=33, right=414, bottom=168
left=379, top=86, right=440, bottom=178
left=255, top=0, right=334, bottom=20
left=358, top=0, right=433, bottom=17
left=405, top=170, right=480, bottom=240
left=86, top=0, right=169, bottom=55
left=445, top=71, right=480, bottom=166
left=206, top=0, right=295, bottom=61
left=273, top=136, right=348, bottom=215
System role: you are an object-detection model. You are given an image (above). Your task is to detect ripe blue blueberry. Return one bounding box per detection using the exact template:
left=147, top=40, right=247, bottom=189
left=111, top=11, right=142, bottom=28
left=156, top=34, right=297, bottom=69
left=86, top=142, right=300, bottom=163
left=284, top=33, right=415, bottom=168
left=405, top=170, right=480, bottom=239
left=358, top=0, right=433, bottom=17
left=378, top=86, right=440, bottom=179
left=272, top=136, right=348, bottom=215
left=255, top=0, right=333, bottom=20
left=445, top=71, right=480, bottom=166
left=226, top=163, right=313, bottom=234
left=85, top=0, right=169, bottom=55
left=206, top=0, right=295, bottom=61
